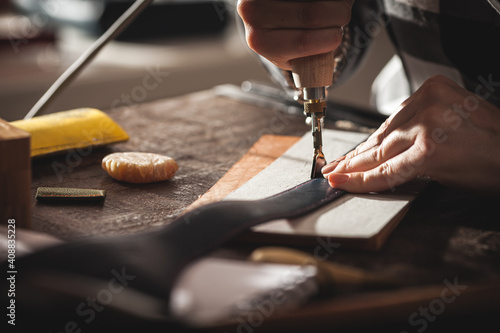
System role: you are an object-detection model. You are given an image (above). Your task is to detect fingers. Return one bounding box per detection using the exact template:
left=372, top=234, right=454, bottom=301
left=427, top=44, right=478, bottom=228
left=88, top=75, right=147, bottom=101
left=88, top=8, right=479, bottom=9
left=325, top=128, right=415, bottom=175
left=238, top=0, right=351, bottom=69
left=321, top=156, right=345, bottom=174
left=322, top=76, right=436, bottom=175
left=362, top=75, right=444, bottom=145
left=322, top=74, right=500, bottom=194
left=321, top=97, right=418, bottom=176
left=238, top=0, right=351, bottom=30
left=326, top=144, right=426, bottom=193
left=320, top=89, right=427, bottom=192
left=246, top=28, right=344, bottom=70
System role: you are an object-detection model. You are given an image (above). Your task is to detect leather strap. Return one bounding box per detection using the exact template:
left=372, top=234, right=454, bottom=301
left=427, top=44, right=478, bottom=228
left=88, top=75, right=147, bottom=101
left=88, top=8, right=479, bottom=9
left=5, top=178, right=345, bottom=324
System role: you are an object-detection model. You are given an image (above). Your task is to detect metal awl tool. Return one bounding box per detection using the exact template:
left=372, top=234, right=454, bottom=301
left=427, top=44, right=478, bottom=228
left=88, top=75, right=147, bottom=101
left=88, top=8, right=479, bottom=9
left=291, top=52, right=335, bottom=179
left=304, top=90, right=327, bottom=178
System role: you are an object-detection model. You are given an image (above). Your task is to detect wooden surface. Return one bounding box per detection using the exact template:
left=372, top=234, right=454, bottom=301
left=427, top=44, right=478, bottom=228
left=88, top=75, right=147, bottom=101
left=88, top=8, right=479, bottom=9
left=186, top=134, right=300, bottom=211
left=29, top=90, right=309, bottom=240
left=225, top=129, right=423, bottom=251
left=0, top=118, right=31, bottom=228
left=26, top=89, right=500, bottom=331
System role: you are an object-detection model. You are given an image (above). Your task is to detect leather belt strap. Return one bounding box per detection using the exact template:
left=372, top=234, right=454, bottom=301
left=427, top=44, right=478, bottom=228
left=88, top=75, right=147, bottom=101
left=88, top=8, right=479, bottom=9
left=6, top=178, right=345, bottom=324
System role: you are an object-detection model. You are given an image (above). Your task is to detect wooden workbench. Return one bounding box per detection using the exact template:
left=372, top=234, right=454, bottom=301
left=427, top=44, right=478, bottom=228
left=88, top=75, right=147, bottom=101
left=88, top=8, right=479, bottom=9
left=28, top=89, right=500, bottom=332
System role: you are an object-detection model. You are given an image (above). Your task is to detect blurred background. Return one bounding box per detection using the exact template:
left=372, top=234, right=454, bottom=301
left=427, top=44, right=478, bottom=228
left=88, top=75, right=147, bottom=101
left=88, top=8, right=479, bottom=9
left=0, top=0, right=395, bottom=122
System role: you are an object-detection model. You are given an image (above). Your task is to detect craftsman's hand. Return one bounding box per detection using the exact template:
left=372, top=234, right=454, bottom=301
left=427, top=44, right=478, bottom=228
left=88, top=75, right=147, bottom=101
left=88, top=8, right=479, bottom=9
left=237, top=0, right=353, bottom=70
left=322, top=75, right=500, bottom=194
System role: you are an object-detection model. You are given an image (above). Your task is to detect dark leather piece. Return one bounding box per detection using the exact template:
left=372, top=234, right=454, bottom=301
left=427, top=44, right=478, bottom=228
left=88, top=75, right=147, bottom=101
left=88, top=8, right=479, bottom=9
left=2, top=178, right=344, bottom=326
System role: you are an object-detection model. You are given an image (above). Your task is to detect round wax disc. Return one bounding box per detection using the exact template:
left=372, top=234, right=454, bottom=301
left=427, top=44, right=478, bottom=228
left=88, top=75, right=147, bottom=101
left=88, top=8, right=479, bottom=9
left=102, top=152, right=178, bottom=183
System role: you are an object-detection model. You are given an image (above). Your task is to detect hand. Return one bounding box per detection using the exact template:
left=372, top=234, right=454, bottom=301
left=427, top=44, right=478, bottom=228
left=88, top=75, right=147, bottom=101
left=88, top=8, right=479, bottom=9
left=322, top=75, right=500, bottom=195
left=237, top=0, right=353, bottom=70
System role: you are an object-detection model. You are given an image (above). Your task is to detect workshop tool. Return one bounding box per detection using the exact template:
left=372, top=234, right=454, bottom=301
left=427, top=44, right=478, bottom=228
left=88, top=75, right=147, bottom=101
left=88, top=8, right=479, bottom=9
left=24, top=0, right=153, bottom=119
left=169, top=257, right=319, bottom=326
left=250, top=247, right=396, bottom=293
left=7, top=0, right=153, bottom=158
left=213, top=82, right=387, bottom=129
left=11, top=108, right=129, bottom=157
left=291, top=52, right=335, bottom=178
left=35, top=187, right=106, bottom=203
left=4, top=178, right=345, bottom=329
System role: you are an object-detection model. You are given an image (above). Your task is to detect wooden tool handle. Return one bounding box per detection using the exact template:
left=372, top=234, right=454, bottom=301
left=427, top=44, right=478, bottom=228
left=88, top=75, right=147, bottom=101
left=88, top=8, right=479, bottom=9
left=291, top=51, right=335, bottom=89
left=249, top=247, right=395, bottom=291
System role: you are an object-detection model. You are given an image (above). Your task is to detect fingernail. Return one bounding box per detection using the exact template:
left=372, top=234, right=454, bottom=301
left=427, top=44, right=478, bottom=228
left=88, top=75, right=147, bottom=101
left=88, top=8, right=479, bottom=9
left=328, top=173, right=349, bottom=184
left=321, top=158, right=343, bottom=174
left=322, top=164, right=336, bottom=174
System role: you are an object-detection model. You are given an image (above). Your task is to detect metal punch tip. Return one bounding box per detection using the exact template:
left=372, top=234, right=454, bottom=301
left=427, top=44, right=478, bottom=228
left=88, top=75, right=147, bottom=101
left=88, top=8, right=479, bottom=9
left=311, top=150, right=326, bottom=179
left=307, top=104, right=327, bottom=179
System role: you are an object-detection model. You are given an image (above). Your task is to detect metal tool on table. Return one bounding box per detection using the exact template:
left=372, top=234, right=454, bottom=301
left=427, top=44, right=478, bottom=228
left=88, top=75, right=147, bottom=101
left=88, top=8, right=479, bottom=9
left=250, top=247, right=396, bottom=293
left=8, top=0, right=153, bottom=158
left=213, top=81, right=387, bottom=129
left=291, top=52, right=336, bottom=178
left=24, top=0, right=153, bottom=120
